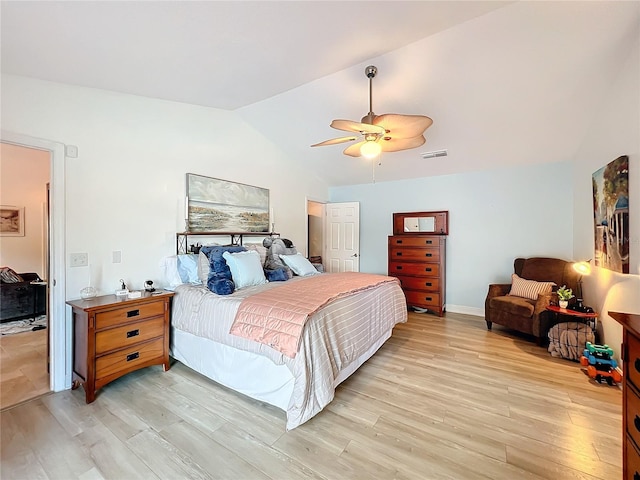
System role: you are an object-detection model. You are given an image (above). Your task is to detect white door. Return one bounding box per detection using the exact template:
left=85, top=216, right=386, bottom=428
left=325, top=202, right=360, bottom=272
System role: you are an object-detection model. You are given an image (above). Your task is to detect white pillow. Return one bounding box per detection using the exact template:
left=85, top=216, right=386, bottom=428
left=279, top=253, right=320, bottom=277
left=222, top=250, right=268, bottom=289
left=160, top=255, right=183, bottom=289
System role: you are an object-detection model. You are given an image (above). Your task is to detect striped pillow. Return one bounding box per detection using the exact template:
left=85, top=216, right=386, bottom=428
left=508, top=274, right=555, bottom=301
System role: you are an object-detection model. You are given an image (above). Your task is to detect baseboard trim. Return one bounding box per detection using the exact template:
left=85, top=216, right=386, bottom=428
left=446, top=305, right=484, bottom=318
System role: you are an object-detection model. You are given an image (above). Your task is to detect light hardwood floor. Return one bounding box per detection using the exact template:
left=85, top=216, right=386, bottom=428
left=0, top=328, right=49, bottom=410
left=1, top=312, right=622, bottom=479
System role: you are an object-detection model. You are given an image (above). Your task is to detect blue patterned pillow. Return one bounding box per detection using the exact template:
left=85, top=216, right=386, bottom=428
left=265, top=268, right=288, bottom=282
left=201, top=245, right=246, bottom=295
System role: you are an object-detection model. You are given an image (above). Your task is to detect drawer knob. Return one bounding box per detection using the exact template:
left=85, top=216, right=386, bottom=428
left=425, top=297, right=432, bottom=302
left=425, top=253, right=432, bottom=257
left=635, top=415, right=640, bottom=432
left=426, top=240, right=433, bottom=244
left=126, top=352, right=140, bottom=362
left=425, top=268, right=432, bottom=272
left=396, top=240, right=403, bottom=244
left=126, top=329, right=140, bottom=338
left=396, top=252, right=403, bottom=256
left=425, top=282, right=432, bottom=287
left=127, top=309, right=140, bottom=318
left=635, top=358, right=640, bottom=373
left=396, top=266, right=403, bottom=270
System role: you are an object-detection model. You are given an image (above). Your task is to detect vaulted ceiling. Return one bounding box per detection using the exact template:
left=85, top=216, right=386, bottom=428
left=2, top=1, right=639, bottom=186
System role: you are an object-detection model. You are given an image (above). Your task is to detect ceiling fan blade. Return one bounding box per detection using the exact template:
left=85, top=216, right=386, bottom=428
left=330, top=119, right=385, bottom=135
left=343, top=141, right=367, bottom=157
left=311, top=136, right=358, bottom=147
left=374, top=114, right=433, bottom=139
left=380, top=135, right=426, bottom=152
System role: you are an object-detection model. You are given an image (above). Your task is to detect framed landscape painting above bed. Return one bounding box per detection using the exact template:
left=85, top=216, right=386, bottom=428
left=186, top=174, right=269, bottom=233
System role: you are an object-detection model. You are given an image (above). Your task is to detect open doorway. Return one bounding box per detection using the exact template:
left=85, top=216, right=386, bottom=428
left=0, top=142, right=50, bottom=408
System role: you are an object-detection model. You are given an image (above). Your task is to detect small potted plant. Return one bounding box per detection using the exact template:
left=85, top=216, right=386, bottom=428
left=557, top=285, right=574, bottom=308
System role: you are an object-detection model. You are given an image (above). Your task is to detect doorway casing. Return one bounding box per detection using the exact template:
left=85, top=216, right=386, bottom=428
left=1, top=130, right=69, bottom=392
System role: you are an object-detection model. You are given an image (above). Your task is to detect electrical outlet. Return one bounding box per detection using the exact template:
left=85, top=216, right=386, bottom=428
left=70, top=252, right=88, bottom=267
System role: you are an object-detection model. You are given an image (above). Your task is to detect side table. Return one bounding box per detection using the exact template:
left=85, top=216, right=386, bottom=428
left=546, top=305, right=598, bottom=360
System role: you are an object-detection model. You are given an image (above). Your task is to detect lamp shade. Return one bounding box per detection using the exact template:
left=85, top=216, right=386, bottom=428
left=572, top=261, right=591, bottom=275
left=360, top=140, right=381, bottom=159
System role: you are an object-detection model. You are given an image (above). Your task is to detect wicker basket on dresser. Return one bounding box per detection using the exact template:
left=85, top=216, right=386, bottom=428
left=388, top=211, right=448, bottom=317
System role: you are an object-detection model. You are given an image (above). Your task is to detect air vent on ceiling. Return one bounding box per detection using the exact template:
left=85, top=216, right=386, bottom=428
left=420, top=149, right=448, bottom=159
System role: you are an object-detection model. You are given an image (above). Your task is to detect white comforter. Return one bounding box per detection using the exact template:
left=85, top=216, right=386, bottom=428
left=171, top=274, right=407, bottom=429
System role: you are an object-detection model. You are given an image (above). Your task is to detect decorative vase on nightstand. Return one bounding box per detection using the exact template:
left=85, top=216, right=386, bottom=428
left=559, top=300, right=569, bottom=309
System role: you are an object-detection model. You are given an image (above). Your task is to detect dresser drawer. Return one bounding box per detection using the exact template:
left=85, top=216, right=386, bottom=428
left=627, top=437, right=640, bottom=480
left=627, top=387, right=640, bottom=449
left=389, top=246, right=440, bottom=262
left=389, top=261, right=440, bottom=277
left=628, top=333, right=640, bottom=391
left=95, top=337, right=164, bottom=381
left=389, top=236, right=443, bottom=248
left=95, top=317, right=165, bottom=355
left=95, top=301, right=165, bottom=330
left=404, top=290, right=441, bottom=308
left=392, top=275, right=440, bottom=292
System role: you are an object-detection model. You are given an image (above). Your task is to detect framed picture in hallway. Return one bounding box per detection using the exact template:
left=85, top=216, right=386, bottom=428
left=0, top=206, right=25, bottom=236
left=592, top=155, right=629, bottom=274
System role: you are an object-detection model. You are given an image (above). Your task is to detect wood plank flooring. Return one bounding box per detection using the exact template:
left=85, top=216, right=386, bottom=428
left=0, top=328, right=49, bottom=410
left=0, top=312, right=622, bottom=479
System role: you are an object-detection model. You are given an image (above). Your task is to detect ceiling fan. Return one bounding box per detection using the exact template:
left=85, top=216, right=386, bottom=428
left=311, top=65, right=433, bottom=159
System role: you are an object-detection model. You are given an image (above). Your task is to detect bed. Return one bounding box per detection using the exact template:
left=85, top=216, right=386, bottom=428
left=169, top=265, right=407, bottom=430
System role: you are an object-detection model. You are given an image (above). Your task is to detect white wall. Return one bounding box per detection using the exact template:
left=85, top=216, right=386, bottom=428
left=330, top=161, right=573, bottom=316
left=1, top=75, right=329, bottom=299
left=571, top=32, right=640, bottom=360
left=0, top=143, right=50, bottom=275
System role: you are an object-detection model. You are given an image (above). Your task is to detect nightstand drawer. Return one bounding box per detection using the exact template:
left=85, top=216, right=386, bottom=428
left=404, top=290, right=441, bottom=308
left=389, top=246, right=440, bottom=262
left=96, top=337, right=164, bottom=380
left=95, top=317, right=165, bottom=355
left=392, top=275, right=440, bottom=292
left=389, top=261, right=440, bottom=277
left=95, top=301, right=165, bottom=330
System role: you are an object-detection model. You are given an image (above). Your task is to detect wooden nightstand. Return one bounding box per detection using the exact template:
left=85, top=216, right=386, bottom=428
left=66, top=290, right=174, bottom=403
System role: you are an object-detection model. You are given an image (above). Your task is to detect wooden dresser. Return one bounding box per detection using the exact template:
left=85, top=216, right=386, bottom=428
left=388, top=211, right=448, bottom=316
left=609, top=310, right=640, bottom=480
left=67, top=291, right=174, bottom=403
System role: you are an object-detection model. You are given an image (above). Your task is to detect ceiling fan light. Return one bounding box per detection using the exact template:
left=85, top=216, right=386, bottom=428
left=360, top=140, right=381, bottom=158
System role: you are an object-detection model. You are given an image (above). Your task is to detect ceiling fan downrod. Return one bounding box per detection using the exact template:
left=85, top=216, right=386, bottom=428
left=362, top=65, right=377, bottom=125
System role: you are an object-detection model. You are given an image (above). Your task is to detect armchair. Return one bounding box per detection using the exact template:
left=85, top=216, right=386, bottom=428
left=485, top=257, right=580, bottom=345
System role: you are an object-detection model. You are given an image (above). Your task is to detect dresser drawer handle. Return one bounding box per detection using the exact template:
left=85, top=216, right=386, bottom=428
left=396, top=240, right=403, bottom=244
left=126, top=329, right=140, bottom=338
left=396, top=252, right=403, bottom=256
left=396, top=266, right=403, bottom=270
left=425, top=297, right=433, bottom=302
left=425, top=268, right=432, bottom=272
left=425, top=282, right=432, bottom=287
left=127, top=309, right=140, bottom=318
left=126, top=352, right=140, bottom=362
left=425, top=253, right=432, bottom=257
left=426, top=240, right=433, bottom=245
